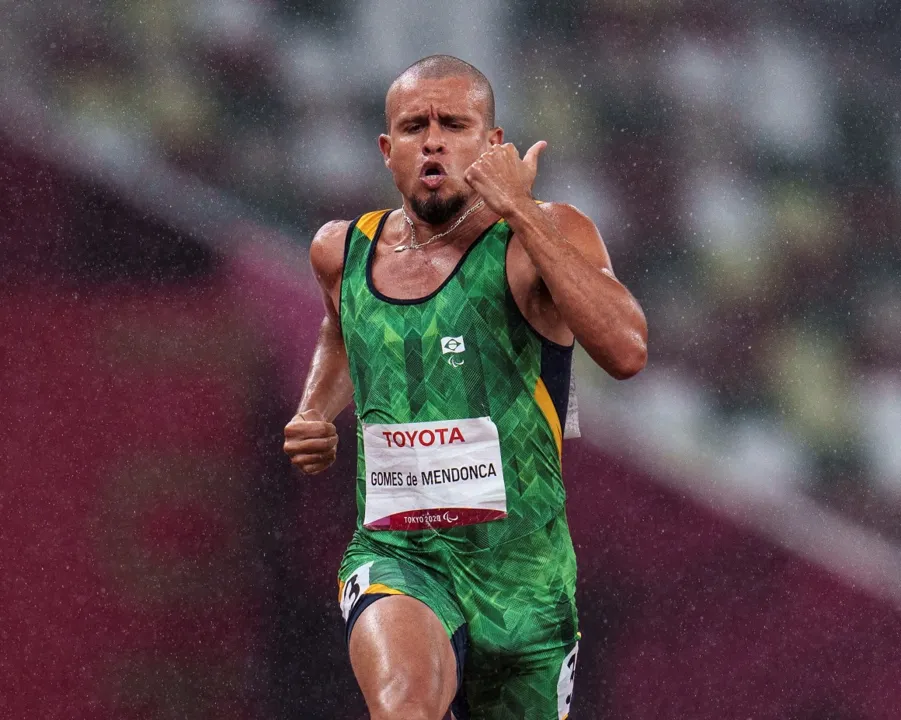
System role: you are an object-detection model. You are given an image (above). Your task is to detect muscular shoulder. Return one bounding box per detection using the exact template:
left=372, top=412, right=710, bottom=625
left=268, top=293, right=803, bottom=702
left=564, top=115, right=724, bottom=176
left=309, top=219, right=351, bottom=290
left=537, top=202, right=598, bottom=237
left=536, top=201, right=613, bottom=272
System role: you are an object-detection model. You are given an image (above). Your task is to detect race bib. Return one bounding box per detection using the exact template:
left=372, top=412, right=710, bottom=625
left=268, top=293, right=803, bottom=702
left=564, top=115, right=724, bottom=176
left=362, top=417, right=507, bottom=531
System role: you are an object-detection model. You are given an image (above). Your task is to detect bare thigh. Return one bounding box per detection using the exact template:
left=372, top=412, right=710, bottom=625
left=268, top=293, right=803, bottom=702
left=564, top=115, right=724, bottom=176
left=349, top=594, right=458, bottom=720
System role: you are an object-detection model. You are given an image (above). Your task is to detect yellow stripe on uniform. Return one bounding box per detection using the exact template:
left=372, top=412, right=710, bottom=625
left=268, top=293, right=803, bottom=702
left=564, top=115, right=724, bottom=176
left=357, top=209, right=391, bottom=240
left=534, top=377, right=563, bottom=459
left=337, top=579, right=404, bottom=603
left=365, top=583, right=404, bottom=597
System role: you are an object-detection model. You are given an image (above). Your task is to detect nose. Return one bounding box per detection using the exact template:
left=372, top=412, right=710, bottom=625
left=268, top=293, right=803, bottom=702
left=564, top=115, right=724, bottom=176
left=422, top=120, right=446, bottom=155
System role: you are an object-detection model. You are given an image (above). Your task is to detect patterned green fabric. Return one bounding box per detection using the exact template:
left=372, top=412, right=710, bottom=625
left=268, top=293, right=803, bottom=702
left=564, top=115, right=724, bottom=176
left=464, top=641, right=579, bottom=720
left=338, top=536, right=466, bottom=638
left=338, top=509, right=580, bottom=719
left=340, top=212, right=566, bottom=552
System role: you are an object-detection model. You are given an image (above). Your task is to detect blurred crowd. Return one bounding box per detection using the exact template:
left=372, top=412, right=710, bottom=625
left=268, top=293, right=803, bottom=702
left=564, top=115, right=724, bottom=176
left=4, top=0, right=900, bottom=537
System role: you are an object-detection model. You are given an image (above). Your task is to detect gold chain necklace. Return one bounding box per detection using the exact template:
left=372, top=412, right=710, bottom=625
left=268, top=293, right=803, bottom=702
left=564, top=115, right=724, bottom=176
left=395, top=200, right=485, bottom=253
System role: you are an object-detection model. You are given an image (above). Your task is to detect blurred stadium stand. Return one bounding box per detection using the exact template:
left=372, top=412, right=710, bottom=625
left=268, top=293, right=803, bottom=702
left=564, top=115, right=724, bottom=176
left=3, top=0, right=901, bottom=718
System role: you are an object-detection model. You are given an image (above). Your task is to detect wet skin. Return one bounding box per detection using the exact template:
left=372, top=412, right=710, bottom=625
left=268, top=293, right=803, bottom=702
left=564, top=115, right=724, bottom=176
left=284, top=72, right=648, bottom=719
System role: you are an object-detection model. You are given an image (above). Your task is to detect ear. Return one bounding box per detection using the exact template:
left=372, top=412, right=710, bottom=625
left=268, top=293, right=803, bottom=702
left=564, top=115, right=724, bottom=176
left=378, top=134, right=392, bottom=168
left=488, top=126, right=504, bottom=146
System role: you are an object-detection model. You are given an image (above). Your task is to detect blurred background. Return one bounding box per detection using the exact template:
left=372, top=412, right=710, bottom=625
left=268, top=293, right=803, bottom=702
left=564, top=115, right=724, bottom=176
left=3, top=0, right=901, bottom=718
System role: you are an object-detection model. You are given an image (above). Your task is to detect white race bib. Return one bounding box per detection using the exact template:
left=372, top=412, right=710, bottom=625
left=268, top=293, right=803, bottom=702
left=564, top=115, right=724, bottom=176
left=361, top=417, right=507, bottom=531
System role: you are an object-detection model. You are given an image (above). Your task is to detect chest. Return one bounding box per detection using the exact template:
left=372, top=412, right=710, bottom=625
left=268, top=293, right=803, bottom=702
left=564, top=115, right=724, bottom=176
left=369, top=243, right=465, bottom=301
left=343, top=223, right=558, bottom=343
left=342, top=227, right=512, bottom=360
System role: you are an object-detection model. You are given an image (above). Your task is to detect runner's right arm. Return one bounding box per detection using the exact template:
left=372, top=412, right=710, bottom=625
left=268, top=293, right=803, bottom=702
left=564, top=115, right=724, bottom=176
left=284, top=220, right=353, bottom=475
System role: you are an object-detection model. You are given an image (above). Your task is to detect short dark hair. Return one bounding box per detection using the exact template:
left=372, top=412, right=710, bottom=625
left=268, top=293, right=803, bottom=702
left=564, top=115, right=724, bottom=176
left=385, top=55, right=496, bottom=130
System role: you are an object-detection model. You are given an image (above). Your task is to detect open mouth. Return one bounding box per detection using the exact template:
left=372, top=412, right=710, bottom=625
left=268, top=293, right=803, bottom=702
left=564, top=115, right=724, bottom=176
left=420, top=162, right=447, bottom=189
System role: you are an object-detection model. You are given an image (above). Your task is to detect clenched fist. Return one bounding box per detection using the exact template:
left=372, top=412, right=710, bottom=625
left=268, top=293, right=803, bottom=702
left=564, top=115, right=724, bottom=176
left=463, top=141, right=546, bottom=217
left=283, top=408, right=338, bottom=474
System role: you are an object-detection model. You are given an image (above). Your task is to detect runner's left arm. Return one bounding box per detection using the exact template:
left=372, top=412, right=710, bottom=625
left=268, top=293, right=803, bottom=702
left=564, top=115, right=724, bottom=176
left=464, top=143, right=647, bottom=380
left=504, top=200, right=647, bottom=379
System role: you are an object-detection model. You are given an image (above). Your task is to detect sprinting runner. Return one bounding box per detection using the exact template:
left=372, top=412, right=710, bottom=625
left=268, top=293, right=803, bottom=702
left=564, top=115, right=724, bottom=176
left=284, top=55, right=647, bottom=720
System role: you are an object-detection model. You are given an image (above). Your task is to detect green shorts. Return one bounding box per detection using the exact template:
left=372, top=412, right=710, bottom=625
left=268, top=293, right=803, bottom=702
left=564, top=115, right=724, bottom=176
left=337, top=509, right=580, bottom=720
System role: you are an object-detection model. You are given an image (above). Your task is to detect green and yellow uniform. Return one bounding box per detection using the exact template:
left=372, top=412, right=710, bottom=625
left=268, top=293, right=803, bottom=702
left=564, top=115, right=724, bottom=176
left=337, top=209, right=580, bottom=719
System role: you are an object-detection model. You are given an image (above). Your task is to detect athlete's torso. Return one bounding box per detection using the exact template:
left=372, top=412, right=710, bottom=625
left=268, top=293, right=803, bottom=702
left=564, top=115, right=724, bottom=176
left=340, top=209, right=573, bottom=551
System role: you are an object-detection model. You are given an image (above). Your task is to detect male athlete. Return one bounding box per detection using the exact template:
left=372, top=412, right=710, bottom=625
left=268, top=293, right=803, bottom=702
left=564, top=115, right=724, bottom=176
left=283, top=56, right=647, bottom=720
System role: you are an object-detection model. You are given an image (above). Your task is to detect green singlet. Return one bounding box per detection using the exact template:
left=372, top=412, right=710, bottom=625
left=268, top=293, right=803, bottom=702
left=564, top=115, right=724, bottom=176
left=337, top=209, right=580, bottom=720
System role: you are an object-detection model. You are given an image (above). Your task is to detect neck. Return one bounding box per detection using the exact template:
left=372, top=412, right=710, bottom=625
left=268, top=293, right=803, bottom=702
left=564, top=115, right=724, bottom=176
left=401, top=197, right=490, bottom=247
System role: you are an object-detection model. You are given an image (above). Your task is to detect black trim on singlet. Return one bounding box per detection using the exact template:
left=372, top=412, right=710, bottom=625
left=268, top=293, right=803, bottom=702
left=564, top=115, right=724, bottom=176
left=541, top=340, right=572, bottom=430
left=366, top=216, right=500, bottom=306
left=337, top=214, right=364, bottom=331
left=368, top=208, right=393, bottom=247
left=501, top=225, right=574, bottom=427
left=342, top=214, right=363, bottom=277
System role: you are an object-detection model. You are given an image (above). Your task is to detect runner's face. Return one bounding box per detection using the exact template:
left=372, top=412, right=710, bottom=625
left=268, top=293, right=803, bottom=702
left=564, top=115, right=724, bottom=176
left=380, top=75, right=502, bottom=221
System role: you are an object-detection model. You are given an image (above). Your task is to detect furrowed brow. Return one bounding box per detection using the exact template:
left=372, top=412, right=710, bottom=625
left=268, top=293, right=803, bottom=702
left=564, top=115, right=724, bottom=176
left=397, top=112, right=429, bottom=127
left=438, top=112, right=471, bottom=125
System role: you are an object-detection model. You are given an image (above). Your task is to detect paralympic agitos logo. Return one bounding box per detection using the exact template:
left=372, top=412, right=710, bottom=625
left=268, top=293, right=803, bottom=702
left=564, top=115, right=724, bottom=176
left=440, top=336, right=465, bottom=367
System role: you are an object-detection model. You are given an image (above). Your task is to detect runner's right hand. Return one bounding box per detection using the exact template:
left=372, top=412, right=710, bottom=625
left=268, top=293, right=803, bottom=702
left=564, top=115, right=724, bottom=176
left=283, top=409, right=338, bottom=474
